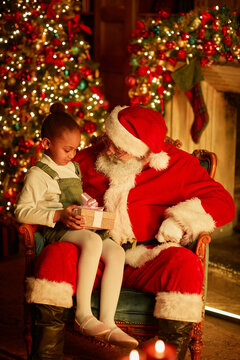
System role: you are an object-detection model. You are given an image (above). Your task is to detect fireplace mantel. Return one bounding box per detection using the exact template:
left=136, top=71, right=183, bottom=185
left=202, top=63, right=240, bottom=94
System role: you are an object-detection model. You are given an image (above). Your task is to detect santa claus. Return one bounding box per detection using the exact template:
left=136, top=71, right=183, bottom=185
left=26, top=105, right=235, bottom=359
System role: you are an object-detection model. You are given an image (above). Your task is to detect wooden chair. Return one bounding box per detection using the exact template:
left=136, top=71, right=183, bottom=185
left=18, top=143, right=218, bottom=360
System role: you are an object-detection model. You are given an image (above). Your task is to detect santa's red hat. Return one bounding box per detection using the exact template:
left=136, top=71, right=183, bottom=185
left=105, top=105, right=169, bottom=170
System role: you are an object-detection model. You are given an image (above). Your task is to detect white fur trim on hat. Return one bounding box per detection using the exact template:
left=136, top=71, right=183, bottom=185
left=166, top=197, right=216, bottom=246
left=25, top=277, right=73, bottom=308
left=105, top=105, right=149, bottom=157
left=149, top=151, right=170, bottom=171
left=154, top=291, right=203, bottom=322
left=125, top=243, right=181, bottom=268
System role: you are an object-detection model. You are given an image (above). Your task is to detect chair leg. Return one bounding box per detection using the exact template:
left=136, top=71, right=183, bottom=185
left=189, top=322, right=203, bottom=360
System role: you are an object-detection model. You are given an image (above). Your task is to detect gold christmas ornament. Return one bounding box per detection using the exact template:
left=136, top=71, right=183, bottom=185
left=7, top=77, right=16, bottom=86
left=190, top=17, right=201, bottom=30
left=213, top=33, right=221, bottom=45
left=231, top=44, right=240, bottom=57
left=138, top=83, right=149, bottom=95
left=128, top=87, right=137, bottom=98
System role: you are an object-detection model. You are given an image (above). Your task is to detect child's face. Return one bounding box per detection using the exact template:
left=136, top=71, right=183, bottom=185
left=43, top=129, right=81, bottom=166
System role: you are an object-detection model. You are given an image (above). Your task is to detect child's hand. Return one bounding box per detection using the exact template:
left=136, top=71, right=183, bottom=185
left=54, top=205, right=86, bottom=229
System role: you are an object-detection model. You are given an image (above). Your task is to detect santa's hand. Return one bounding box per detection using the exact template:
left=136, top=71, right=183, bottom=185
left=156, top=218, right=183, bottom=244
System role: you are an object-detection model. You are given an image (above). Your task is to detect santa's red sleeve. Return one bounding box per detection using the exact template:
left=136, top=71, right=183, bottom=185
left=165, top=152, right=235, bottom=246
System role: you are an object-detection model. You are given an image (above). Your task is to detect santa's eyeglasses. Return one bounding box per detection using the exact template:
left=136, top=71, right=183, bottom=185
left=103, top=135, right=127, bottom=155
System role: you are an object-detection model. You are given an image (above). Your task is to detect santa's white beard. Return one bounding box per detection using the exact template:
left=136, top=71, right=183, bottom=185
left=96, top=152, right=144, bottom=245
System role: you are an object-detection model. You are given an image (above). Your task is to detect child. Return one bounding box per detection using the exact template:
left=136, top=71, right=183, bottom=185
left=15, top=102, right=138, bottom=348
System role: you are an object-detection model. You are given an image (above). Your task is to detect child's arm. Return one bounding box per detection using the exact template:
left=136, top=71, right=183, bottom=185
left=15, top=167, right=86, bottom=229
left=15, top=169, right=58, bottom=227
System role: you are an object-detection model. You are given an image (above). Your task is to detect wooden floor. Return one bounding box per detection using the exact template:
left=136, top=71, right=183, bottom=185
left=0, top=240, right=240, bottom=360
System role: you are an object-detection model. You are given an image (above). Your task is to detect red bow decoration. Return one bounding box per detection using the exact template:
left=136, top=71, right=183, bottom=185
left=66, top=101, right=84, bottom=113
left=67, top=14, right=91, bottom=47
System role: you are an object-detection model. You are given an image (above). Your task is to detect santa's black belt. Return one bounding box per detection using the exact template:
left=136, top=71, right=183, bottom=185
left=122, top=239, right=159, bottom=251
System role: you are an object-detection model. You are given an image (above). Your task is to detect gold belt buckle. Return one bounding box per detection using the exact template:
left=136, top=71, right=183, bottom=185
left=131, top=239, right=137, bottom=249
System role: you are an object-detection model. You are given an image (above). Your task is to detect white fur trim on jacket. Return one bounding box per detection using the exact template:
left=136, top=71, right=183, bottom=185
left=166, top=197, right=216, bottom=246
left=25, top=277, right=73, bottom=308
left=125, top=243, right=181, bottom=268
left=96, top=154, right=143, bottom=245
left=154, top=291, right=203, bottom=322
left=105, top=105, right=149, bottom=157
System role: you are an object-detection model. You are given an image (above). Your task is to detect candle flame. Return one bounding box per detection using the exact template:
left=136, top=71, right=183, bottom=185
left=129, top=349, right=140, bottom=360
left=155, top=340, right=165, bottom=353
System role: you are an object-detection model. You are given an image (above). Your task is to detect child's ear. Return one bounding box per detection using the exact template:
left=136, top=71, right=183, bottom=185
left=42, top=137, right=51, bottom=150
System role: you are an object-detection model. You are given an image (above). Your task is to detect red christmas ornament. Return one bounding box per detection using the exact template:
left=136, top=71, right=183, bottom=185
left=52, top=38, right=61, bottom=47
left=223, top=35, right=232, bottom=47
left=80, top=67, right=93, bottom=77
left=68, top=72, right=81, bottom=89
left=180, top=32, right=189, bottom=40
left=136, top=65, right=150, bottom=77
left=76, top=110, right=84, bottom=118
left=162, top=71, right=172, bottom=83
left=127, top=43, right=143, bottom=54
left=131, top=20, right=148, bottom=38
left=84, top=121, right=97, bottom=134
left=141, top=94, right=151, bottom=105
left=197, top=29, right=205, bottom=39
left=130, top=96, right=140, bottom=106
left=168, top=57, right=178, bottom=66
left=225, top=52, right=234, bottom=62
left=125, top=75, right=137, bottom=87
left=202, top=41, right=216, bottom=56
left=166, top=41, right=175, bottom=50
left=177, top=49, right=187, bottom=60
left=157, top=50, right=166, bottom=60
left=222, top=25, right=228, bottom=36
left=200, top=57, right=209, bottom=67
left=154, top=65, right=163, bottom=76
left=156, top=10, right=170, bottom=21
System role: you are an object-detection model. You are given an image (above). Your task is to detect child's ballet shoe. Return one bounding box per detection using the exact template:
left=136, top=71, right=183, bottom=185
left=104, top=326, right=139, bottom=348
left=74, top=315, right=110, bottom=337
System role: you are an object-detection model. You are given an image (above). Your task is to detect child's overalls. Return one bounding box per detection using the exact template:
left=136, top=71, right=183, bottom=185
left=34, top=161, right=83, bottom=244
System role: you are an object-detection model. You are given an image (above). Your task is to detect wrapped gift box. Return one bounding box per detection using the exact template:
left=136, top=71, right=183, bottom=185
left=74, top=208, right=115, bottom=230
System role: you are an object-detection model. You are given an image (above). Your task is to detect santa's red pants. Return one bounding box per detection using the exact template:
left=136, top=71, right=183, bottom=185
left=33, top=242, right=204, bottom=322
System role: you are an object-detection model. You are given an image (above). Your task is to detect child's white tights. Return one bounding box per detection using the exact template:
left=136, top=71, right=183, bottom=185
left=60, top=229, right=125, bottom=330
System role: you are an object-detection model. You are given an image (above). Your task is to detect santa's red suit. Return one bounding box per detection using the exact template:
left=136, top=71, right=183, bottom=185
left=27, top=105, right=235, bottom=325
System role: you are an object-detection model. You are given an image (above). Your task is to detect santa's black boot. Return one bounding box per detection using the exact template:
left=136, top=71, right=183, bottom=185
left=31, top=304, right=65, bottom=360
left=157, top=318, right=193, bottom=360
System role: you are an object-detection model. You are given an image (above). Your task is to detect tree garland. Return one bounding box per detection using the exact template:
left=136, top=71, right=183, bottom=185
left=126, top=6, right=240, bottom=115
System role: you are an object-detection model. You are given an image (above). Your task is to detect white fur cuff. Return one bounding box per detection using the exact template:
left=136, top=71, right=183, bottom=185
left=154, top=291, right=203, bottom=322
left=125, top=243, right=181, bottom=268
left=166, top=197, right=215, bottom=246
left=25, top=277, right=74, bottom=308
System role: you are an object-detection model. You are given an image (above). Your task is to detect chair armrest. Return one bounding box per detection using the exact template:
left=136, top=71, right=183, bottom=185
left=19, top=224, right=38, bottom=257
left=195, top=232, right=211, bottom=267
left=18, top=224, right=39, bottom=277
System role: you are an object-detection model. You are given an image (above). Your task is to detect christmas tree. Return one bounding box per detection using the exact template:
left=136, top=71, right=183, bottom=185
left=0, top=0, right=109, bottom=222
